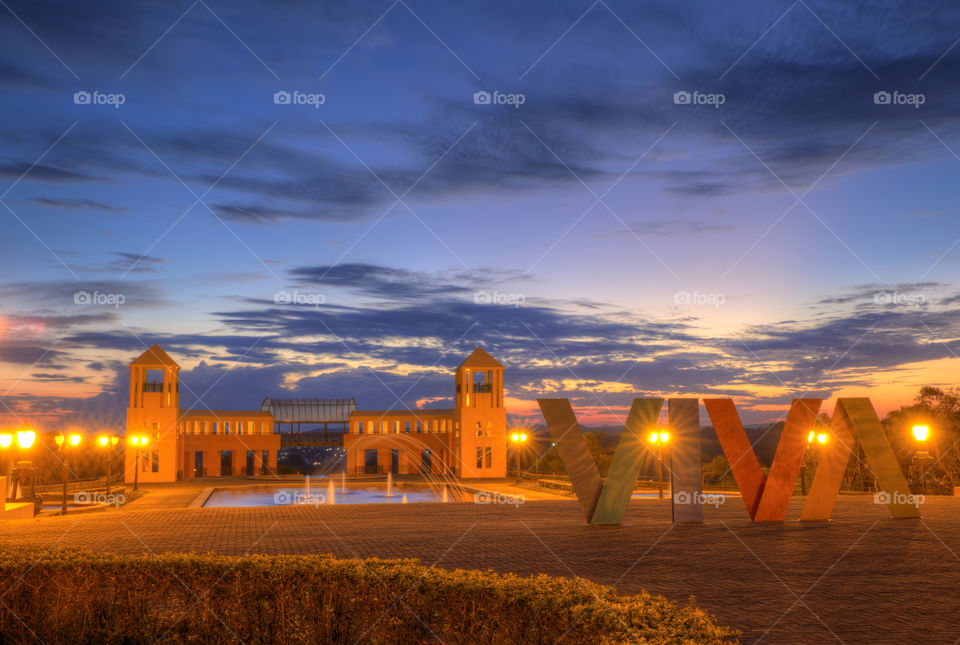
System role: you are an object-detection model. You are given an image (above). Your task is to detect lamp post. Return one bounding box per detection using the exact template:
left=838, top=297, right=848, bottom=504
left=9, top=427, right=37, bottom=505
left=129, top=435, right=150, bottom=491
left=647, top=429, right=670, bottom=499
left=55, top=432, right=82, bottom=515
left=801, top=430, right=828, bottom=495
left=97, top=434, right=119, bottom=496
left=912, top=425, right=930, bottom=495
left=509, top=432, right=527, bottom=483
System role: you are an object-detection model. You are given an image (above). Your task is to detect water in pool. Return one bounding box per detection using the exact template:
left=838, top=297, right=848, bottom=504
left=203, top=480, right=447, bottom=507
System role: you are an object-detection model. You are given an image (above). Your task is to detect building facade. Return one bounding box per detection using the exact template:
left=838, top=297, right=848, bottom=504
left=125, top=344, right=507, bottom=482
left=124, top=345, right=280, bottom=483
left=343, top=347, right=507, bottom=478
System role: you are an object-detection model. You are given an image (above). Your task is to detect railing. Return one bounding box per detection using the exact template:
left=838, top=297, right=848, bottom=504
left=142, top=382, right=164, bottom=392
left=34, top=474, right=124, bottom=494
left=473, top=383, right=492, bottom=393
left=349, top=465, right=418, bottom=475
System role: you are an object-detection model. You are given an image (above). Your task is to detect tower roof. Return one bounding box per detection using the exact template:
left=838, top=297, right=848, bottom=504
left=130, top=344, right=179, bottom=367
left=458, top=346, right=503, bottom=369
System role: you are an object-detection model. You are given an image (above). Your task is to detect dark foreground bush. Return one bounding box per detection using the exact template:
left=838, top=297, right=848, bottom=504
left=0, top=547, right=738, bottom=644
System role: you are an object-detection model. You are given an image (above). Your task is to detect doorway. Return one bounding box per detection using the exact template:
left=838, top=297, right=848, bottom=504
left=220, top=450, right=232, bottom=476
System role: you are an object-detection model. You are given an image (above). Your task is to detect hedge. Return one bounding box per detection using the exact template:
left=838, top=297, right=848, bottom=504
left=0, top=547, right=738, bottom=644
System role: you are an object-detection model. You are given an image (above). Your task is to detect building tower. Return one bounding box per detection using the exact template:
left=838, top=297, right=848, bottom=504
left=125, top=344, right=180, bottom=483
left=454, top=347, right=507, bottom=478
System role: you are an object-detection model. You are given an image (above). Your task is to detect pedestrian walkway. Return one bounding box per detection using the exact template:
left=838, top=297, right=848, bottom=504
left=2, top=491, right=957, bottom=643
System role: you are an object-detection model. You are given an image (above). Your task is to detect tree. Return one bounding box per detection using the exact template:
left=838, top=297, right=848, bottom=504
left=701, top=454, right=734, bottom=487
left=881, top=387, right=960, bottom=494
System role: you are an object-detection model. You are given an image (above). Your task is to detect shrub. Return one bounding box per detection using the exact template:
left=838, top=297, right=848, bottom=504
left=0, top=547, right=738, bottom=644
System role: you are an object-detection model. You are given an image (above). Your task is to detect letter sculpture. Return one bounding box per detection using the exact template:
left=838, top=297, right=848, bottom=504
left=540, top=396, right=919, bottom=525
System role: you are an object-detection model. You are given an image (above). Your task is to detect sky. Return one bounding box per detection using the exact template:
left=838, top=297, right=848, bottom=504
left=1, top=0, right=959, bottom=430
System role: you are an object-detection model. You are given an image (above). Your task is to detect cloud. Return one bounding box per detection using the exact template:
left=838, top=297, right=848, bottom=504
left=594, top=218, right=736, bottom=239
left=285, top=263, right=525, bottom=300
left=15, top=197, right=124, bottom=213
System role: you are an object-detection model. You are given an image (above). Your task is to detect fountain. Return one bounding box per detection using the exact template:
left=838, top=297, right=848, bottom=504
left=305, top=474, right=311, bottom=498
left=327, top=479, right=336, bottom=505
left=341, top=471, right=346, bottom=494
left=401, top=493, right=408, bottom=504
left=385, top=472, right=398, bottom=497
left=442, top=486, right=448, bottom=503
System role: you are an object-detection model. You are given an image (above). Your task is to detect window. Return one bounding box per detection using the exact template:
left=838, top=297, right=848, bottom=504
left=476, top=447, right=483, bottom=469
left=357, top=421, right=363, bottom=434
left=224, top=422, right=230, bottom=435
left=485, top=447, right=492, bottom=469
left=405, top=421, right=410, bottom=433
left=262, top=450, right=269, bottom=472
left=211, top=422, right=218, bottom=435
left=237, top=421, right=243, bottom=434
left=416, top=420, right=421, bottom=433
left=151, top=450, right=160, bottom=473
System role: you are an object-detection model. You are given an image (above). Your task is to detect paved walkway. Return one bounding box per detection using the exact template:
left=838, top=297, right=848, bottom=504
left=1, top=493, right=958, bottom=643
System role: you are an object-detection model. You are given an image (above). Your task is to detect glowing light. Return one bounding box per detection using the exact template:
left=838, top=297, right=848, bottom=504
left=913, top=425, right=929, bottom=442
left=807, top=430, right=815, bottom=443
left=17, top=429, right=35, bottom=449
left=98, top=435, right=109, bottom=447
left=129, top=436, right=140, bottom=445
left=0, top=434, right=12, bottom=448
left=519, top=434, right=527, bottom=442
left=816, top=433, right=828, bottom=444
left=55, top=433, right=65, bottom=448
left=69, top=434, right=82, bottom=446
left=648, top=429, right=669, bottom=444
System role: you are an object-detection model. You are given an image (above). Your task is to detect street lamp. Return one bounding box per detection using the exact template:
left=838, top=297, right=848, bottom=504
left=510, top=432, right=527, bottom=483
left=647, top=428, right=670, bottom=499
left=800, top=430, right=829, bottom=495
left=129, top=435, right=150, bottom=491
left=97, top=434, right=119, bottom=496
left=912, top=425, right=931, bottom=495
left=8, top=426, right=37, bottom=505
left=55, top=432, right=82, bottom=515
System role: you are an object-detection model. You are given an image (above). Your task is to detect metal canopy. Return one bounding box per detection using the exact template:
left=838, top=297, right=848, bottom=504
left=260, top=398, right=357, bottom=424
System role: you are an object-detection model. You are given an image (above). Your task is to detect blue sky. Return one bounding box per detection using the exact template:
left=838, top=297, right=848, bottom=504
left=2, top=0, right=960, bottom=428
